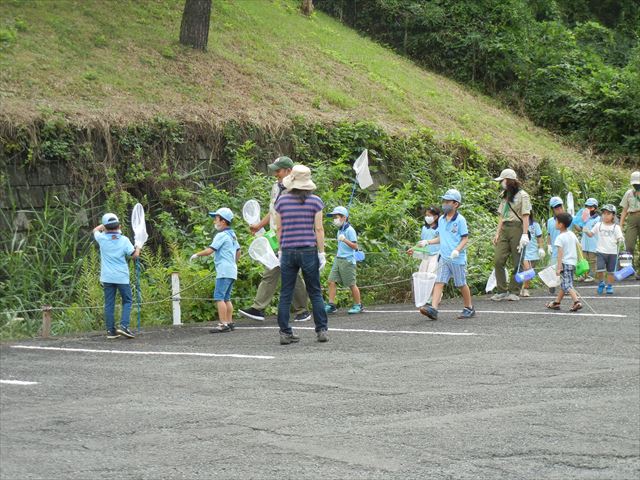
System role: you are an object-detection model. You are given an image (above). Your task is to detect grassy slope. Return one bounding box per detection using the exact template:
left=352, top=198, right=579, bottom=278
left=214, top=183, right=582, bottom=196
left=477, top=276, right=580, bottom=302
left=0, top=0, right=587, bottom=165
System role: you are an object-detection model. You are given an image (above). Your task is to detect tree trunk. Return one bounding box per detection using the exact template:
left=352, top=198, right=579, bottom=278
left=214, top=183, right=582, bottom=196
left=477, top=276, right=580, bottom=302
left=179, top=0, right=212, bottom=51
left=301, top=0, right=314, bottom=16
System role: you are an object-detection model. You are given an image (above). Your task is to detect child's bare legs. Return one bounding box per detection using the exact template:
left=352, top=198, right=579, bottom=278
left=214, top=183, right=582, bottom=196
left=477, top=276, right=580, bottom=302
left=567, top=288, right=579, bottom=303
left=460, top=284, right=473, bottom=309
left=328, top=281, right=337, bottom=304
left=350, top=284, right=361, bottom=305
left=216, top=300, right=229, bottom=325
left=554, top=289, right=565, bottom=304
left=523, top=260, right=531, bottom=289
left=430, top=283, right=445, bottom=309
left=606, top=273, right=614, bottom=285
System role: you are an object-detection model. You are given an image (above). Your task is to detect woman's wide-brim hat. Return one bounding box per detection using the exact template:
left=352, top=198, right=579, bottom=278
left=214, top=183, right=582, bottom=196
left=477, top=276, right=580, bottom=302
left=283, top=164, right=316, bottom=191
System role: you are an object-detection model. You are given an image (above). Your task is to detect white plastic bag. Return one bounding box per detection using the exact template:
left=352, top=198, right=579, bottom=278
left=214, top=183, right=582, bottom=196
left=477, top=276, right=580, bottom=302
left=243, top=200, right=265, bottom=236
left=131, top=203, right=148, bottom=249
left=566, top=192, right=575, bottom=216
left=413, top=272, right=437, bottom=308
left=248, top=237, right=279, bottom=270
left=538, top=265, right=560, bottom=288
left=485, top=268, right=509, bottom=293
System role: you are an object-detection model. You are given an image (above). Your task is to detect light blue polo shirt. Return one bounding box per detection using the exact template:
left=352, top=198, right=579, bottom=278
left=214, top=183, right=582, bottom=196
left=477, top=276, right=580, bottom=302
left=210, top=228, right=240, bottom=279
left=524, top=222, right=543, bottom=261
left=94, top=231, right=135, bottom=284
left=581, top=214, right=600, bottom=252
left=547, top=215, right=574, bottom=258
left=336, top=224, right=358, bottom=264
left=421, top=225, right=440, bottom=255
left=437, top=212, right=468, bottom=265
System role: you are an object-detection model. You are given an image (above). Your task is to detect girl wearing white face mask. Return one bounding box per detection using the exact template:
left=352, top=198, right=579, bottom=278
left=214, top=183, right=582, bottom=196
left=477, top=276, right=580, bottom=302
left=408, top=206, right=441, bottom=275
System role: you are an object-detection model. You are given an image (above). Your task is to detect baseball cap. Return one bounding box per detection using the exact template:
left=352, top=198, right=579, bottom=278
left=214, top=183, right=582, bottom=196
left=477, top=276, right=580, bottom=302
left=601, top=204, right=617, bottom=213
left=208, top=207, right=234, bottom=223
left=441, top=189, right=462, bottom=203
left=101, top=213, right=120, bottom=227
left=494, top=168, right=518, bottom=181
left=267, top=156, right=294, bottom=172
left=549, top=196, right=563, bottom=208
left=327, top=206, right=349, bottom=218
left=584, top=198, right=598, bottom=207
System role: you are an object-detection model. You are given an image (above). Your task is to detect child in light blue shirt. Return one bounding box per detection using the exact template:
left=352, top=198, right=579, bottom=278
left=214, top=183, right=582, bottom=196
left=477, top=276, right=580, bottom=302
left=576, top=198, right=600, bottom=281
left=325, top=206, right=363, bottom=315
left=93, top=213, right=140, bottom=339
left=191, top=207, right=240, bottom=333
left=521, top=217, right=546, bottom=297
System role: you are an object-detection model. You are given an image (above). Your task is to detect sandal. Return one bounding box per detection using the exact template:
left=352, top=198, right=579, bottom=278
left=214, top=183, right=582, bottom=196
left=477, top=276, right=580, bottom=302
left=545, top=301, right=561, bottom=310
left=569, top=301, right=583, bottom=312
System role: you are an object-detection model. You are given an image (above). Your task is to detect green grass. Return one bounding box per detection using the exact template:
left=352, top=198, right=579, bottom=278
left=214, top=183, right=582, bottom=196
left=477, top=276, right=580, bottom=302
left=0, top=0, right=591, bottom=165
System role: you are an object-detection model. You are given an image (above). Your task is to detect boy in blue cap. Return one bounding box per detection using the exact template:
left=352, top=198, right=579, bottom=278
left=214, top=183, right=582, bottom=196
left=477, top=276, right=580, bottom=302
left=93, top=213, right=140, bottom=339
left=191, top=207, right=241, bottom=333
left=576, top=198, right=600, bottom=282
left=324, top=206, right=363, bottom=315
left=546, top=196, right=573, bottom=293
left=419, top=189, right=475, bottom=320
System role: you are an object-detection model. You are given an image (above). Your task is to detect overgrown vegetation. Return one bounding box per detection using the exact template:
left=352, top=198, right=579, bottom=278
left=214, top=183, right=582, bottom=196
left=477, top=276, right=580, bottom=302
left=317, top=0, right=640, bottom=160
left=0, top=119, right=629, bottom=339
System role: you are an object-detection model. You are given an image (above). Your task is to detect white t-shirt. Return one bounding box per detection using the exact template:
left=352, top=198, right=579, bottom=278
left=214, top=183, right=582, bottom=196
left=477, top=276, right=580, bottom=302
left=554, top=230, right=579, bottom=266
left=591, top=222, right=624, bottom=254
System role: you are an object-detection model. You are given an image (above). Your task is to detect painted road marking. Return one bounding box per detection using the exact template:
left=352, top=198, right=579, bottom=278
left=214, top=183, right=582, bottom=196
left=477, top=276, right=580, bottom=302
left=366, top=309, right=627, bottom=318
left=234, top=326, right=479, bottom=336
left=519, top=296, right=640, bottom=301
left=11, top=345, right=274, bottom=359
left=0, top=379, right=39, bottom=386
left=576, top=284, right=639, bottom=289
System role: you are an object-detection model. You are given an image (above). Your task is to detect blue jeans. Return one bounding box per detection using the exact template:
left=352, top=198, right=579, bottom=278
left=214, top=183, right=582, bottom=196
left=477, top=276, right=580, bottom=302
left=103, top=283, right=133, bottom=330
left=278, top=247, right=328, bottom=334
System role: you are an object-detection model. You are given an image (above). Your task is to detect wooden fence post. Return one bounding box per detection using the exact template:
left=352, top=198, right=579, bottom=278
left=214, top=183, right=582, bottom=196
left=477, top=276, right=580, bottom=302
left=41, top=305, right=52, bottom=338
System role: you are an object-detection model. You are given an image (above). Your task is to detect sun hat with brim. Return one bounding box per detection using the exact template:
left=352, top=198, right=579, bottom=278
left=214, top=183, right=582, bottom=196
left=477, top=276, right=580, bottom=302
left=601, top=204, right=617, bottom=214
left=327, top=206, right=349, bottom=218
left=208, top=207, right=234, bottom=223
left=584, top=198, right=599, bottom=207
left=441, top=189, right=462, bottom=203
left=631, top=171, right=640, bottom=185
left=101, top=213, right=120, bottom=227
left=549, top=196, right=563, bottom=208
left=494, top=168, right=518, bottom=181
left=267, top=156, right=294, bottom=172
left=282, top=164, right=316, bottom=191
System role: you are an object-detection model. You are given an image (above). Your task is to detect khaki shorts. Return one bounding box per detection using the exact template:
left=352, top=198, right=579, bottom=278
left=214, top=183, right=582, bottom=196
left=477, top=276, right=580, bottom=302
left=328, top=257, right=357, bottom=287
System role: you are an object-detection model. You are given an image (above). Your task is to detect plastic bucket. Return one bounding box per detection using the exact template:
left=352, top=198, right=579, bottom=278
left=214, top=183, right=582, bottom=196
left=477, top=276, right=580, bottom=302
left=619, top=252, right=633, bottom=268
left=576, top=259, right=590, bottom=277
left=614, top=265, right=635, bottom=281
left=248, top=237, right=280, bottom=270
left=412, top=272, right=437, bottom=308
left=515, top=268, right=535, bottom=283
left=264, top=230, right=279, bottom=251
left=539, top=265, right=560, bottom=288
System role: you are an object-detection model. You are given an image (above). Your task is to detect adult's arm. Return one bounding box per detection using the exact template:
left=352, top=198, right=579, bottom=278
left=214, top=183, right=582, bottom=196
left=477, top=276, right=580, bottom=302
left=314, top=211, right=325, bottom=253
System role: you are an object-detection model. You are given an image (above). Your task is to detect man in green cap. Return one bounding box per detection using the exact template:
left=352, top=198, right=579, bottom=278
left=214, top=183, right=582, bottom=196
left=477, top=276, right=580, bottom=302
left=239, top=156, right=311, bottom=322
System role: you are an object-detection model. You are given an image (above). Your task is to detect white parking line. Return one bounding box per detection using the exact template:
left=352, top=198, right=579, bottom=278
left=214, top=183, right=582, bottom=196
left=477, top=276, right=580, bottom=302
left=367, top=309, right=627, bottom=318
left=11, top=345, right=274, bottom=359
left=0, top=379, right=39, bottom=386
left=235, top=326, right=479, bottom=336
left=520, top=296, right=640, bottom=301
left=576, top=284, right=639, bottom=289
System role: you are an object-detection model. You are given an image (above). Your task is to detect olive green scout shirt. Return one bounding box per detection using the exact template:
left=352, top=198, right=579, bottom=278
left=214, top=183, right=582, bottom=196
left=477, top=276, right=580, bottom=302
left=498, top=190, right=532, bottom=222
left=620, top=189, right=640, bottom=213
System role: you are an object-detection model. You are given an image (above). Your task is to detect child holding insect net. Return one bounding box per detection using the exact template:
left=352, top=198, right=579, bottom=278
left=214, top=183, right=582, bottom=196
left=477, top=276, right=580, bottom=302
left=545, top=212, right=582, bottom=312
left=583, top=204, right=624, bottom=295
left=407, top=206, right=441, bottom=274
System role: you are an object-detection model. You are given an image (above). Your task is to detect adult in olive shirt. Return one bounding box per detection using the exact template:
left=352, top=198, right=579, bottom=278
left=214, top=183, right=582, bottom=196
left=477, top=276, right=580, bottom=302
left=492, top=169, right=532, bottom=301
left=620, top=171, right=640, bottom=279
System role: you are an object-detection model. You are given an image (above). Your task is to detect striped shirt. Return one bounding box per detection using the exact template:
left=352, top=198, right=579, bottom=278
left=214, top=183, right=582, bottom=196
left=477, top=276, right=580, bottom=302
left=275, top=193, right=324, bottom=248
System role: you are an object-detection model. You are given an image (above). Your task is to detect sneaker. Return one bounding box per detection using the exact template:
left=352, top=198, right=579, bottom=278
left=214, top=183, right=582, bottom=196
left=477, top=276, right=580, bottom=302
left=419, top=305, right=438, bottom=321
left=506, top=293, right=520, bottom=301
left=457, top=306, right=476, bottom=319
left=491, top=292, right=509, bottom=302
left=520, top=288, right=530, bottom=297
left=583, top=276, right=594, bottom=283
left=238, top=307, right=265, bottom=321
left=210, top=323, right=231, bottom=333
left=324, top=303, right=337, bottom=314
left=294, top=311, right=311, bottom=322
left=316, top=330, right=329, bottom=342
left=597, top=281, right=605, bottom=295
left=106, top=329, right=120, bottom=339
left=606, top=284, right=614, bottom=295
left=347, top=304, right=364, bottom=314
left=116, top=325, right=135, bottom=339
left=280, top=333, right=300, bottom=345
left=227, top=322, right=236, bottom=331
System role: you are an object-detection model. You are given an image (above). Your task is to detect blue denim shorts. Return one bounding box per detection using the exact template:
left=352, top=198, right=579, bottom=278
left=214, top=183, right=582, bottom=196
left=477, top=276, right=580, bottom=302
left=213, top=278, right=235, bottom=301
left=435, top=258, right=467, bottom=287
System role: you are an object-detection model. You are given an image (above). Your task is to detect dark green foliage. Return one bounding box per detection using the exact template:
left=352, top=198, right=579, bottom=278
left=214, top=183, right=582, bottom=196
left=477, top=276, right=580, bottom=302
left=316, top=0, right=640, bottom=160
